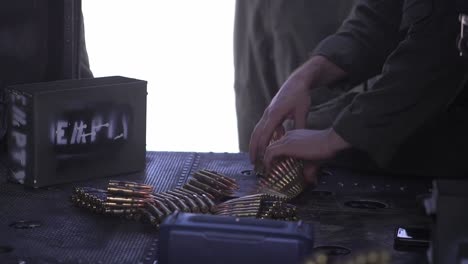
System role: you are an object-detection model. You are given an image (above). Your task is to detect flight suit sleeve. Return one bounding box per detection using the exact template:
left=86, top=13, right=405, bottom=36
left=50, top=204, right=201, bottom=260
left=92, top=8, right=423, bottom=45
left=312, top=0, right=404, bottom=85
left=332, top=0, right=467, bottom=166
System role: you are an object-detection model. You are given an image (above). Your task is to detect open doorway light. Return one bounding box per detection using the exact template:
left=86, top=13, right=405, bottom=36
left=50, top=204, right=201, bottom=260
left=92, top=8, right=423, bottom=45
left=83, top=0, right=238, bottom=153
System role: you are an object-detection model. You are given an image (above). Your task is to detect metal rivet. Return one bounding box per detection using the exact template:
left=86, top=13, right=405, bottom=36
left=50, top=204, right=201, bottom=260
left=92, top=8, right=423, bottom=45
left=344, top=200, right=387, bottom=209
left=310, top=191, right=333, bottom=197
left=9, top=220, right=42, bottom=229
left=313, top=246, right=351, bottom=256
left=241, top=170, right=253, bottom=176
left=46, top=186, right=61, bottom=191
left=320, top=169, right=333, bottom=177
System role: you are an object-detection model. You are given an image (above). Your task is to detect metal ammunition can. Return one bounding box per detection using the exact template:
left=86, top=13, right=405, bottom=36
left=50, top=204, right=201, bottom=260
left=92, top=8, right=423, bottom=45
left=6, top=76, right=147, bottom=187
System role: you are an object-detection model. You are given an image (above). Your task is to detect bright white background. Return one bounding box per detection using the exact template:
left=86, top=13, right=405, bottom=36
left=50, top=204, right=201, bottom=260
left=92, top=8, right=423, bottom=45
left=82, top=0, right=239, bottom=152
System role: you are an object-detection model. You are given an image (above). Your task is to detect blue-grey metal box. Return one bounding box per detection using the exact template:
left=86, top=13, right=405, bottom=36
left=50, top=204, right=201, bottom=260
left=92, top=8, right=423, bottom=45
left=158, top=212, right=314, bottom=264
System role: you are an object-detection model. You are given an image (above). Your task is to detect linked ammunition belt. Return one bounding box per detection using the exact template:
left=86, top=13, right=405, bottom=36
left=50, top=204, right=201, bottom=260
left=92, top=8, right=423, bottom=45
left=255, top=130, right=306, bottom=199
left=71, top=134, right=306, bottom=228
left=304, top=250, right=392, bottom=264
left=71, top=169, right=299, bottom=228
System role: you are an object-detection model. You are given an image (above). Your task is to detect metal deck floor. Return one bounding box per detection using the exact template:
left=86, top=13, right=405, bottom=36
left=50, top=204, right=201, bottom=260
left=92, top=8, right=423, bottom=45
left=0, top=152, right=431, bottom=263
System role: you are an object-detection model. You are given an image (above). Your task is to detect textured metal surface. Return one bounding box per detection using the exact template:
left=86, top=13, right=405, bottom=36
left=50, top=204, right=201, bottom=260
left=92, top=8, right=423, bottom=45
left=0, top=152, right=196, bottom=264
left=297, top=167, right=431, bottom=264
left=0, top=152, right=432, bottom=263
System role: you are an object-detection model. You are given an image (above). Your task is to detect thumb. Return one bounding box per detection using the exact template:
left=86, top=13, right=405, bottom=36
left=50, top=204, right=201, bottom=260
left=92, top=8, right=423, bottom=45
left=272, top=126, right=286, bottom=142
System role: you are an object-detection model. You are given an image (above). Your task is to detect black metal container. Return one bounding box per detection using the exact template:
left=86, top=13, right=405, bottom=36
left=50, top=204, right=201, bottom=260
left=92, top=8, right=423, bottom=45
left=6, top=76, right=147, bottom=187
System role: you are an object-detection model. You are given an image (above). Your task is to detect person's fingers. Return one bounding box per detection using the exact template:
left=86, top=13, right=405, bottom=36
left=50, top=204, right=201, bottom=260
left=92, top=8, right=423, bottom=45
left=303, top=162, right=319, bottom=185
left=253, top=124, right=286, bottom=173
left=293, top=108, right=307, bottom=129
left=249, top=120, right=263, bottom=164
left=249, top=108, right=282, bottom=163
left=282, top=119, right=294, bottom=132
left=263, top=145, right=280, bottom=173
left=273, top=125, right=285, bottom=141
left=255, top=110, right=284, bottom=165
left=263, top=137, right=292, bottom=173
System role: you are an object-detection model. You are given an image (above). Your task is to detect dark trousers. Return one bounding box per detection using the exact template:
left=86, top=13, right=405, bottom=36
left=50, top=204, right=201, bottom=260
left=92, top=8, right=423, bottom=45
left=234, top=0, right=356, bottom=152
left=0, top=7, right=92, bottom=143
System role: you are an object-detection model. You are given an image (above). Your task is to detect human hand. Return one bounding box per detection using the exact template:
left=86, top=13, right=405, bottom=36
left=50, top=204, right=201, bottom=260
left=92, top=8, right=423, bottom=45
left=249, top=55, right=347, bottom=169
left=263, top=128, right=350, bottom=182
left=249, top=71, right=312, bottom=168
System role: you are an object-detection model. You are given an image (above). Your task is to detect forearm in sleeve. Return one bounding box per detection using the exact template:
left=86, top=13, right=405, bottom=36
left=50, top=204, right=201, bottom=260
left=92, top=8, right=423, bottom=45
left=312, top=0, right=404, bottom=85
left=333, top=2, right=467, bottom=166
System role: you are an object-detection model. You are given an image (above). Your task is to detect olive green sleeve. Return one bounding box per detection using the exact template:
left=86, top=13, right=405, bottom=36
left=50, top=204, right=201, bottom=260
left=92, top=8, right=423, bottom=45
left=332, top=0, right=467, bottom=166
left=312, top=0, right=404, bottom=85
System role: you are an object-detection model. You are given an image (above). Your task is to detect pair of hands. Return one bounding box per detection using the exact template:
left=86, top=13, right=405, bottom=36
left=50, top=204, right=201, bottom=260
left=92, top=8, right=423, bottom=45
left=249, top=56, right=350, bottom=184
